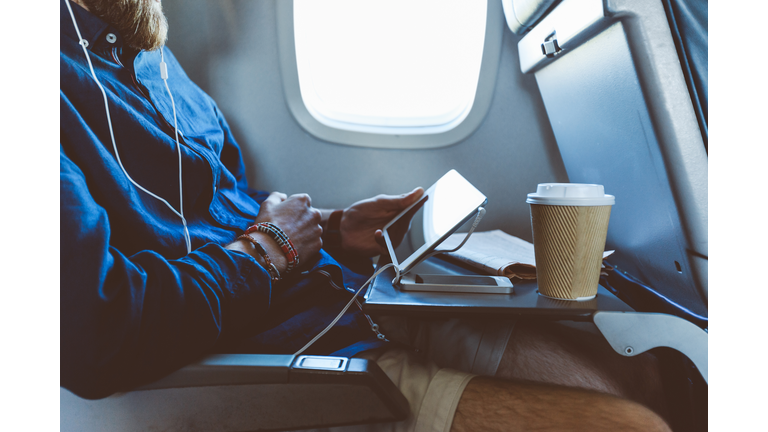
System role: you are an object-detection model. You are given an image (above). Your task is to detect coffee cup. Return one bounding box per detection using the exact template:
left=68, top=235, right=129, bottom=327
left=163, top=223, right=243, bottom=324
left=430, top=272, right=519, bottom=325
left=527, top=183, right=614, bottom=301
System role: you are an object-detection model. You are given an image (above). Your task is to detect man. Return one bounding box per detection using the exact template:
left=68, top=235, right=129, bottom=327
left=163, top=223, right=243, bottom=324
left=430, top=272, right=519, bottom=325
left=60, top=0, right=671, bottom=430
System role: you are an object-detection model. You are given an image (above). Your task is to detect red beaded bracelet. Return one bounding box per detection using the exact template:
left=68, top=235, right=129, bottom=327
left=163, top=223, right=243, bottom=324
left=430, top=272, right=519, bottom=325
left=238, top=234, right=281, bottom=282
left=245, top=222, right=300, bottom=274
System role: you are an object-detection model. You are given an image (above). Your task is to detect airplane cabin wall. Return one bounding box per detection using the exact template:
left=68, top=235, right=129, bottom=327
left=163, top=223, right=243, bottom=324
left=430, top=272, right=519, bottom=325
left=164, top=0, right=567, bottom=242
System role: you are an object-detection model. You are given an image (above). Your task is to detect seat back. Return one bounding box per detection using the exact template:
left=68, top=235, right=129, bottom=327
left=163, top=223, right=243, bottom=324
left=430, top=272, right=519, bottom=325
left=516, top=0, right=708, bottom=318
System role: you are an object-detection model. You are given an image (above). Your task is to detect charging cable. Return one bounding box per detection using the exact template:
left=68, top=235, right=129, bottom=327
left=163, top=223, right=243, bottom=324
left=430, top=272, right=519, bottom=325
left=65, top=1, right=191, bottom=254
left=423, top=206, right=486, bottom=260
left=294, top=206, right=486, bottom=356
left=392, top=206, right=486, bottom=285
left=293, top=262, right=400, bottom=356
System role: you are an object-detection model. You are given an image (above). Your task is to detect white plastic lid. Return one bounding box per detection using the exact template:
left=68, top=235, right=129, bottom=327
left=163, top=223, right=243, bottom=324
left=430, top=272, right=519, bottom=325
left=526, top=183, right=615, bottom=206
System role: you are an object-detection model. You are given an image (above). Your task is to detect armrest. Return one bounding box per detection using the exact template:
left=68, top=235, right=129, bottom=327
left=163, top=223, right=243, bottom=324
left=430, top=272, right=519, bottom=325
left=61, top=354, right=410, bottom=432
left=135, top=353, right=295, bottom=390
left=593, top=311, right=708, bottom=384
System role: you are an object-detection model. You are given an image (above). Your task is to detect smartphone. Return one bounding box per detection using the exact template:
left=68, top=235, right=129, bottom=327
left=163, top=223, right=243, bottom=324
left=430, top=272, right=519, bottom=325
left=399, top=273, right=513, bottom=294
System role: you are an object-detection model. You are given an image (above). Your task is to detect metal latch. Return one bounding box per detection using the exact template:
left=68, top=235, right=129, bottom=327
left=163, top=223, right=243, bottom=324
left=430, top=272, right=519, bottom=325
left=541, top=32, right=562, bottom=58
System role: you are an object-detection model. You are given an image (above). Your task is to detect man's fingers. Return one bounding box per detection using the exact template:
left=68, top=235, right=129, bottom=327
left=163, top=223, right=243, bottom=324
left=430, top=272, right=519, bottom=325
left=288, top=193, right=312, bottom=207
left=407, top=187, right=425, bottom=198
left=264, top=191, right=287, bottom=206
left=401, top=187, right=424, bottom=206
left=381, top=187, right=425, bottom=210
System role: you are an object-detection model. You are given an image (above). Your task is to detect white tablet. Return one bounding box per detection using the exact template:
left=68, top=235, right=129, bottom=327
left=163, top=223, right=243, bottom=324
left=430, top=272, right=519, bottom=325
left=382, top=169, right=487, bottom=276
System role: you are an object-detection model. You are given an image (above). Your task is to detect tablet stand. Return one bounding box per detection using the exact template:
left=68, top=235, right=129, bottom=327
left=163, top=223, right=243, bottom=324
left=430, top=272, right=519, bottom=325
left=391, top=207, right=486, bottom=286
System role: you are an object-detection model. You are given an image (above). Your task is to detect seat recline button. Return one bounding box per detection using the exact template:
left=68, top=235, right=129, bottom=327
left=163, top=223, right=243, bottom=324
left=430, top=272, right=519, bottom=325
left=301, top=358, right=343, bottom=369
left=297, top=356, right=347, bottom=370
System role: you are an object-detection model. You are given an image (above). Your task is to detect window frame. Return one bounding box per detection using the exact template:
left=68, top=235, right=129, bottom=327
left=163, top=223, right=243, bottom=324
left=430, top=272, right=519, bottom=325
left=276, top=0, right=504, bottom=149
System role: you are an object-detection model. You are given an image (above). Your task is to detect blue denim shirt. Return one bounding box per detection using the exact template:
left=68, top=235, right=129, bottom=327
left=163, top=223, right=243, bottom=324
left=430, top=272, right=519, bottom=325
left=60, top=1, right=383, bottom=399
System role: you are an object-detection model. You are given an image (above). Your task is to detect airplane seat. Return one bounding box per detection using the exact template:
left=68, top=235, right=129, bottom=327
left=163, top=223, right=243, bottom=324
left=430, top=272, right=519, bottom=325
left=510, top=0, right=708, bottom=430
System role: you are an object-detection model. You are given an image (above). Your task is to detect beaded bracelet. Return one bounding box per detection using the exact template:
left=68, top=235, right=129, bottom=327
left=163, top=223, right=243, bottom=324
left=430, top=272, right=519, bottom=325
left=247, top=222, right=299, bottom=273
left=238, top=234, right=281, bottom=282
left=245, top=222, right=300, bottom=274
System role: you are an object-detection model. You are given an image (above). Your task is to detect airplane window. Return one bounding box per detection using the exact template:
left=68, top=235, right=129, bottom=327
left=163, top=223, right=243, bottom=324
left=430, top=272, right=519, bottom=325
left=293, top=0, right=487, bottom=136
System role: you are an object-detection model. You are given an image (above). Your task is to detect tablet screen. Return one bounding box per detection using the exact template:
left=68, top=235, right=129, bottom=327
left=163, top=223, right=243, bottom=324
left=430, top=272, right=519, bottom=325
left=383, top=170, right=487, bottom=275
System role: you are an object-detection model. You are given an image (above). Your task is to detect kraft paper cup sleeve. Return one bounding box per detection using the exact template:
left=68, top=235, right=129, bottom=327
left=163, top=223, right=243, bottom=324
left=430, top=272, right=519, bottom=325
left=530, top=204, right=612, bottom=300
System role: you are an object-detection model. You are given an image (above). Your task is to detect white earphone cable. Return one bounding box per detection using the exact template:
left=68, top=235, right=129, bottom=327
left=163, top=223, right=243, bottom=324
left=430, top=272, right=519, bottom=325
left=65, top=1, right=191, bottom=254
left=160, top=47, right=192, bottom=253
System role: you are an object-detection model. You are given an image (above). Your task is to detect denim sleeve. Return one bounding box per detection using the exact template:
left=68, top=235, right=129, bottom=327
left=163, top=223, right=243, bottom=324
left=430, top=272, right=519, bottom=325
left=60, top=147, right=273, bottom=399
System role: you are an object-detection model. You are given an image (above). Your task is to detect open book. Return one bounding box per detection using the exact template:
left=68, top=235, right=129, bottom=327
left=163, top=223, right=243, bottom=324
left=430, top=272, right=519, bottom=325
left=437, top=230, right=614, bottom=280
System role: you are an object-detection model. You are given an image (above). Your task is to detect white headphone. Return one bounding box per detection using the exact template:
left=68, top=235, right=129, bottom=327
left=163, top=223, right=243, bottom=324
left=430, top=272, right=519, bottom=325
left=65, top=0, right=192, bottom=254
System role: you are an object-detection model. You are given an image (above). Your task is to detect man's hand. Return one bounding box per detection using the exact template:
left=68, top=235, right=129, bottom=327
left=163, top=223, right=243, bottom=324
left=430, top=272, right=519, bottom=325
left=254, top=192, right=324, bottom=262
left=339, top=187, right=425, bottom=257
left=226, top=192, right=323, bottom=274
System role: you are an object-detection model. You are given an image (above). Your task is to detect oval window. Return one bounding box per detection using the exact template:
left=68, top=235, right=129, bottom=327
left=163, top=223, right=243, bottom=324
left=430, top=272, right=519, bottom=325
left=293, top=0, right=487, bottom=135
